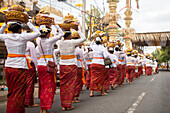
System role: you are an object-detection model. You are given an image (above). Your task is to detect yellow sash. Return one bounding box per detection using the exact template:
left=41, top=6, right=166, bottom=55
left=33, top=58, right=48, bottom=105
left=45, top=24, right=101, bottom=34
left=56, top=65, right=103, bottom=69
left=8, top=53, right=32, bottom=69
left=60, top=55, right=76, bottom=60
left=87, top=60, right=92, bottom=62
left=40, top=54, right=53, bottom=58
left=77, top=59, right=85, bottom=85
left=118, top=59, right=124, bottom=62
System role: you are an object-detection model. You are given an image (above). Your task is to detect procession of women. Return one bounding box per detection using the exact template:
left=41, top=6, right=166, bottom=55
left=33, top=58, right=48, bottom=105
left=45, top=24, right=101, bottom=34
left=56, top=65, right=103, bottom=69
left=0, top=5, right=158, bottom=113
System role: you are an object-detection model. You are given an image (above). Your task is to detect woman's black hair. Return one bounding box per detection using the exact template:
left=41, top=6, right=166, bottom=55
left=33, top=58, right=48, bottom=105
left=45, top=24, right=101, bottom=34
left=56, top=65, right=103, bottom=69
left=127, top=54, right=131, bottom=56
left=109, top=50, right=114, bottom=54
left=72, top=37, right=79, bottom=39
left=100, top=38, right=103, bottom=42
left=40, top=26, right=51, bottom=34
left=88, top=48, right=93, bottom=52
left=40, top=26, right=51, bottom=38
left=64, top=31, right=72, bottom=38
left=8, top=23, right=21, bottom=33
left=96, top=41, right=101, bottom=45
left=115, top=47, right=119, bottom=51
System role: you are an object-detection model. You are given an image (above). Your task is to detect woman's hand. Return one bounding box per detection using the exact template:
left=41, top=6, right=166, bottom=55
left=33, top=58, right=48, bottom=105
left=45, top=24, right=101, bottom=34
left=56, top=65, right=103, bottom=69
left=55, top=24, right=60, bottom=29
left=86, top=70, right=89, bottom=75
left=55, top=66, right=58, bottom=72
left=4, top=15, right=8, bottom=24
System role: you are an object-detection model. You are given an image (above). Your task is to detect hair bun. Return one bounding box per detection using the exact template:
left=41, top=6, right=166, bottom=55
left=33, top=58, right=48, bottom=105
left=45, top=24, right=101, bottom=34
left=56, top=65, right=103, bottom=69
left=8, top=23, right=21, bottom=33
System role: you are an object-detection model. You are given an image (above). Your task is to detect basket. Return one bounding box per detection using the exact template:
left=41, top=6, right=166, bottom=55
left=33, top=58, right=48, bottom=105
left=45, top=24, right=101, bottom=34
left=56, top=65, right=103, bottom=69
left=36, top=15, right=54, bottom=26
left=5, top=10, right=29, bottom=23
left=58, top=23, right=78, bottom=31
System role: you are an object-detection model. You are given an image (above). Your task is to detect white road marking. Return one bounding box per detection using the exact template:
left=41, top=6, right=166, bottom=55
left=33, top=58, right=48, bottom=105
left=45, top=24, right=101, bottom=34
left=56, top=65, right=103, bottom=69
left=126, top=92, right=146, bottom=113
left=151, top=77, right=155, bottom=82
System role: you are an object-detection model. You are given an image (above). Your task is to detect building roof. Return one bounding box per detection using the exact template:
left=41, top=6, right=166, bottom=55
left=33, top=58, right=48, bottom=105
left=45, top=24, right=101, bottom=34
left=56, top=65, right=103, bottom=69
left=131, top=31, right=170, bottom=47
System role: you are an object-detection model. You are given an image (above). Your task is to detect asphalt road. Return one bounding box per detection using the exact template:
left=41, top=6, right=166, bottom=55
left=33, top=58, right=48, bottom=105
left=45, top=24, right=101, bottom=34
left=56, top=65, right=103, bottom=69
left=0, top=71, right=170, bottom=113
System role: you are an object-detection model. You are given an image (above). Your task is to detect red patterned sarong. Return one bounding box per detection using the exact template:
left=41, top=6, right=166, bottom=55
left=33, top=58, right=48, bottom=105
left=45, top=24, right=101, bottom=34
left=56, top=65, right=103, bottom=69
left=121, top=64, right=126, bottom=84
left=74, top=67, right=83, bottom=97
left=138, top=66, right=142, bottom=77
left=126, top=66, right=135, bottom=82
left=60, top=65, right=77, bottom=108
left=85, top=65, right=91, bottom=87
left=38, top=65, right=56, bottom=110
left=104, top=68, right=110, bottom=91
left=145, top=66, right=152, bottom=75
left=110, top=67, right=117, bottom=85
left=90, top=64, right=106, bottom=92
left=134, top=71, right=138, bottom=78
left=25, top=63, right=36, bottom=106
left=5, top=67, right=27, bottom=113
left=116, top=64, right=122, bottom=85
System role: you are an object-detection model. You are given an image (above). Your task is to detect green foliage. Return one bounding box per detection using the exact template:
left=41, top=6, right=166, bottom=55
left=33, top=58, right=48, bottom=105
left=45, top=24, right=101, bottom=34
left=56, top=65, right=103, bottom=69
left=152, top=46, right=170, bottom=63
left=85, top=5, right=103, bottom=37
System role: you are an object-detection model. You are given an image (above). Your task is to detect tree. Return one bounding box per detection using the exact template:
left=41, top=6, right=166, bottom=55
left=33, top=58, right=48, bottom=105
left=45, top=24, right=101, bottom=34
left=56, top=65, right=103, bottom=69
left=85, top=6, right=102, bottom=38
left=152, top=46, right=170, bottom=70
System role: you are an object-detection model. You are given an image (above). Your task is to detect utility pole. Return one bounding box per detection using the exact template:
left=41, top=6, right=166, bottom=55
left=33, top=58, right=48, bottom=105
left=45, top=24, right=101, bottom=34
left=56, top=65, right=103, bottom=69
left=89, top=4, right=92, bottom=38
left=50, top=0, right=51, bottom=12
left=82, top=0, right=86, bottom=35
left=103, top=0, right=105, bottom=13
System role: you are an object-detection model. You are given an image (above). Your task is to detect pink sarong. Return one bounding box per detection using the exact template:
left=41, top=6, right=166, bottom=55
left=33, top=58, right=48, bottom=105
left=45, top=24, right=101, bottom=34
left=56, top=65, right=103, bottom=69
left=138, top=66, right=142, bottom=77
left=5, top=67, right=27, bottom=113
left=110, top=67, right=117, bottom=85
left=121, top=64, right=126, bottom=84
left=25, top=63, right=36, bottom=106
left=74, top=67, right=83, bottom=97
left=104, top=68, right=110, bottom=91
left=116, top=64, right=122, bottom=85
left=90, top=64, right=106, bottom=92
left=60, top=65, right=77, bottom=108
left=85, top=65, right=91, bottom=87
left=134, top=71, right=138, bottom=78
left=145, top=66, right=152, bottom=75
left=126, top=66, right=135, bottom=83
left=38, top=65, right=56, bottom=110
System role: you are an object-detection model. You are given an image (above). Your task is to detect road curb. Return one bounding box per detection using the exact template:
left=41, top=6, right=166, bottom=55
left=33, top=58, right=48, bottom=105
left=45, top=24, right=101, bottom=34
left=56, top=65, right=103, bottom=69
left=0, top=94, right=7, bottom=103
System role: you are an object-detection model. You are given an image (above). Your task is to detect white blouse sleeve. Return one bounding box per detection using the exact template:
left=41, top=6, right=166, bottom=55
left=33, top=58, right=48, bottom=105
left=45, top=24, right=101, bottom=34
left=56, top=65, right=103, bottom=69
left=29, top=43, right=38, bottom=67
left=103, top=47, right=109, bottom=58
left=21, top=22, right=41, bottom=41
left=0, top=34, right=6, bottom=41
left=90, top=40, right=96, bottom=49
left=48, top=25, right=64, bottom=43
left=0, top=23, right=7, bottom=34
left=0, top=23, right=8, bottom=41
left=35, top=46, right=41, bottom=59
left=71, top=31, right=86, bottom=46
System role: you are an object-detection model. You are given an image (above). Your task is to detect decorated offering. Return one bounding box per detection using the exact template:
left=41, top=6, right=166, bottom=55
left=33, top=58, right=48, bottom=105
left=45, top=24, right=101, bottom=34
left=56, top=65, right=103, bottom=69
left=5, top=5, right=29, bottom=23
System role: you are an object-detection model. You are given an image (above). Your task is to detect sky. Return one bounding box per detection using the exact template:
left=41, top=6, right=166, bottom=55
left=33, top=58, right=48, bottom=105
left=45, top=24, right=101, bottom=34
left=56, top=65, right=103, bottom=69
left=38, top=0, right=170, bottom=33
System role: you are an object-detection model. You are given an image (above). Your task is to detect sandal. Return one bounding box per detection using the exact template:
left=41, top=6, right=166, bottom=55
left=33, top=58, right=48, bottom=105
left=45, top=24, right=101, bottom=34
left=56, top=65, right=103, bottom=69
left=101, top=93, right=108, bottom=96
left=90, top=94, right=94, bottom=97
left=72, top=99, right=80, bottom=103
left=111, top=85, right=115, bottom=90
left=27, top=104, right=39, bottom=108
left=62, top=106, right=75, bottom=111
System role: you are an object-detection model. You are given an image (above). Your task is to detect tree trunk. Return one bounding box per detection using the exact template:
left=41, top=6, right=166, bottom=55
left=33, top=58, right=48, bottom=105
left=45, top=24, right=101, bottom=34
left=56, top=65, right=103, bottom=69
left=167, top=62, right=169, bottom=70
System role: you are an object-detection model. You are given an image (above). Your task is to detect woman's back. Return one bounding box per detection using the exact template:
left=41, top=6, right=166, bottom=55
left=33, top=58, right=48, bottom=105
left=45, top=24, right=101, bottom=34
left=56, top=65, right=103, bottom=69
left=5, top=34, right=28, bottom=69
left=91, top=45, right=108, bottom=65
